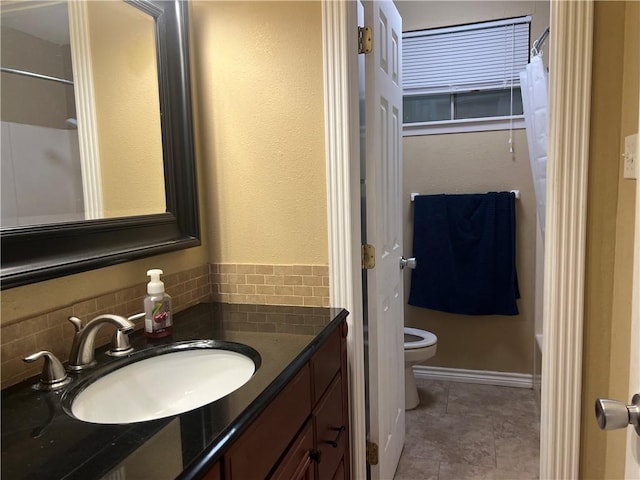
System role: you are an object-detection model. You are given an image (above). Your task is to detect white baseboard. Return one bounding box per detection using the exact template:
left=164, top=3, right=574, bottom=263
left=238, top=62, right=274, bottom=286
left=412, top=365, right=534, bottom=389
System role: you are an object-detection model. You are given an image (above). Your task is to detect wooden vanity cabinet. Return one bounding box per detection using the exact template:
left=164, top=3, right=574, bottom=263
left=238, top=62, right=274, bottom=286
left=219, top=321, right=349, bottom=480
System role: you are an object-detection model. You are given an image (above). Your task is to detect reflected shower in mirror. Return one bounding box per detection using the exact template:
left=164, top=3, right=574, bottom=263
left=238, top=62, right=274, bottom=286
left=1, top=0, right=199, bottom=290
left=0, top=0, right=165, bottom=228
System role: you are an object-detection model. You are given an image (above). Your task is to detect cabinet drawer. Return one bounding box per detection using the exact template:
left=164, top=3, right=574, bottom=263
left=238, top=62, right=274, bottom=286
left=269, top=420, right=315, bottom=480
left=225, top=364, right=312, bottom=480
left=310, top=328, right=341, bottom=404
left=314, top=374, right=346, bottom=480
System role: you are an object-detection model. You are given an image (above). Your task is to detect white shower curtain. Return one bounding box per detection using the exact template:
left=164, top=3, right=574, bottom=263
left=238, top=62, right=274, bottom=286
left=519, top=54, right=549, bottom=237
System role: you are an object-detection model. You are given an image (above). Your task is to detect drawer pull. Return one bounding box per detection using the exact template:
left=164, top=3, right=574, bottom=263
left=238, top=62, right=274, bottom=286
left=310, top=450, right=322, bottom=463
left=326, top=426, right=346, bottom=448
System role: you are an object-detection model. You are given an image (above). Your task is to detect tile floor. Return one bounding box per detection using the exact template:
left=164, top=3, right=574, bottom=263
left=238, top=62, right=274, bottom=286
left=394, top=378, right=540, bottom=480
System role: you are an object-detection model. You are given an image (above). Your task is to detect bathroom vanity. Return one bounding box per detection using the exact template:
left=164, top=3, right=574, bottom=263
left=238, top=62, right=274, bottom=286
left=1, top=303, right=350, bottom=480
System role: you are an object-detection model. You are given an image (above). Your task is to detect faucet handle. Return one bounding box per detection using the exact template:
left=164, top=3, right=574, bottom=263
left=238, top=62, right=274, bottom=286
left=68, top=316, right=83, bottom=333
left=23, top=351, right=71, bottom=391
left=127, top=312, right=145, bottom=322
left=106, top=312, right=142, bottom=357
left=108, top=329, right=134, bottom=357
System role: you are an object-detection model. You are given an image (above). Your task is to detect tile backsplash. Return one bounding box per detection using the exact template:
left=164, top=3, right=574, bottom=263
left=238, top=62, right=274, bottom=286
left=210, top=264, right=330, bottom=307
left=1, top=263, right=329, bottom=389
left=1, top=264, right=211, bottom=389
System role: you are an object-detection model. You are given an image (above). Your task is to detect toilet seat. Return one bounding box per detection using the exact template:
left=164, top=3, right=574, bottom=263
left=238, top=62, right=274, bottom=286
left=404, top=327, right=437, bottom=350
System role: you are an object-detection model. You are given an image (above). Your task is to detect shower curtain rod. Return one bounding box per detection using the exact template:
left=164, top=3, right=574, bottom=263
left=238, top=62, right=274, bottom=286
left=0, top=67, right=74, bottom=86
left=531, top=27, right=550, bottom=56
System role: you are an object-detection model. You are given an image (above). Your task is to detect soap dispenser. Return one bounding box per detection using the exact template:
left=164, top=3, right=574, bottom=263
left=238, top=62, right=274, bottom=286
left=144, top=269, right=172, bottom=338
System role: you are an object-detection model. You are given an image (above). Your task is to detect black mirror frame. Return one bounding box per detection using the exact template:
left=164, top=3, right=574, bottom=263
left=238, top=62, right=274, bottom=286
left=0, top=0, right=200, bottom=290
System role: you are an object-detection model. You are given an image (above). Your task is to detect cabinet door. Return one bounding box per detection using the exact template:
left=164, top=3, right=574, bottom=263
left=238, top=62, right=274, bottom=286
left=225, top=365, right=312, bottom=479
left=270, top=420, right=316, bottom=480
left=314, top=374, right=347, bottom=480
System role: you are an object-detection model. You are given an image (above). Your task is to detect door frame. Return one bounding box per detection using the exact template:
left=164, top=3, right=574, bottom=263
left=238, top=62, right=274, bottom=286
left=539, top=2, right=593, bottom=478
left=321, top=1, right=594, bottom=479
left=321, top=3, right=367, bottom=480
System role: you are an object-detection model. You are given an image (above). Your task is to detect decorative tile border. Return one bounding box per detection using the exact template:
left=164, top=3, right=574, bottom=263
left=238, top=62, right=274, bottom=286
left=209, top=264, right=330, bottom=308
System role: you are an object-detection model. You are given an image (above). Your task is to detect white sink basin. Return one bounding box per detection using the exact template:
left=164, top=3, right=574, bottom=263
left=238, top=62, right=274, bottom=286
left=63, top=341, right=259, bottom=424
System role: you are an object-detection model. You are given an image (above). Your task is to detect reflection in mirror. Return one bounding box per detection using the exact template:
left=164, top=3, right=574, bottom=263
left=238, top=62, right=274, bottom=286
left=0, top=0, right=165, bottom=228
left=1, top=1, right=81, bottom=226
left=0, top=0, right=200, bottom=290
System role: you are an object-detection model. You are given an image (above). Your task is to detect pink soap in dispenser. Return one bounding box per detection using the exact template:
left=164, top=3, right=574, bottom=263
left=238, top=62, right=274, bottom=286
left=144, top=269, right=172, bottom=338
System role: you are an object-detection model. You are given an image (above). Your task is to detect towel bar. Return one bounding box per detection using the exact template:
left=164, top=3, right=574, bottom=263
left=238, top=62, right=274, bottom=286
left=410, top=190, right=520, bottom=202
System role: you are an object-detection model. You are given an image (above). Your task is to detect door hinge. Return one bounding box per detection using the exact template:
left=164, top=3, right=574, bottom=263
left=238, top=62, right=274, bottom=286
left=358, top=26, right=372, bottom=54
left=366, top=441, right=379, bottom=465
left=362, top=244, right=375, bottom=269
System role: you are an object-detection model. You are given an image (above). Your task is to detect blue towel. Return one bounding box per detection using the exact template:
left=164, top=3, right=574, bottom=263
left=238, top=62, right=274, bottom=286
left=408, top=192, right=520, bottom=315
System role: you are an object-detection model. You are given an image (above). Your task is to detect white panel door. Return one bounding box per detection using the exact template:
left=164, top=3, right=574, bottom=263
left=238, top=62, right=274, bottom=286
left=364, top=1, right=405, bottom=479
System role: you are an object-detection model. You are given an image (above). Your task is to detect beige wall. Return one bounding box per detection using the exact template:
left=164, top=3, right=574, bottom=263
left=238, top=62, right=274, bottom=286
left=87, top=1, right=165, bottom=218
left=189, top=1, right=328, bottom=266
left=398, top=0, right=549, bottom=33
left=608, top=5, right=640, bottom=476
left=581, top=1, right=638, bottom=478
left=403, top=131, right=536, bottom=373
left=396, top=1, right=549, bottom=374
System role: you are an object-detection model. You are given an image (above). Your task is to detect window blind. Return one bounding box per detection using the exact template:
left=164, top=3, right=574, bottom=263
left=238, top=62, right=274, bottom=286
left=403, top=17, right=531, bottom=95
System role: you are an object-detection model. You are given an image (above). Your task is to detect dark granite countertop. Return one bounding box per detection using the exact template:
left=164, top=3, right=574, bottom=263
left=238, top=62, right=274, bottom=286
left=1, top=302, right=348, bottom=480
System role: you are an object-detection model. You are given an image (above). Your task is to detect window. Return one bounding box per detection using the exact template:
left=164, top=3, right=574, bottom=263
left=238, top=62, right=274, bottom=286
left=402, top=16, right=530, bottom=135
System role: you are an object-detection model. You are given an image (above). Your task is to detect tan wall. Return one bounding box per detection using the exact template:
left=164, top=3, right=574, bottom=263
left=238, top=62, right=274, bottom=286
left=87, top=1, right=165, bottom=218
left=396, top=1, right=549, bottom=374
left=581, top=1, right=638, bottom=478
left=605, top=2, right=639, bottom=475
left=403, top=131, right=536, bottom=373
left=398, top=0, right=549, bottom=33
left=189, top=1, right=328, bottom=266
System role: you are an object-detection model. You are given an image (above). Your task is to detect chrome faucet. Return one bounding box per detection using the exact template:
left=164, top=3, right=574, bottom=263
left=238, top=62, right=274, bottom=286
left=67, top=314, right=135, bottom=371
left=23, top=351, right=71, bottom=391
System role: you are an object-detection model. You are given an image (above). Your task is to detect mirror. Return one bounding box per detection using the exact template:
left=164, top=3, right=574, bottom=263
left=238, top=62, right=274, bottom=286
left=0, top=0, right=200, bottom=289
left=1, top=1, right=165, bottom=226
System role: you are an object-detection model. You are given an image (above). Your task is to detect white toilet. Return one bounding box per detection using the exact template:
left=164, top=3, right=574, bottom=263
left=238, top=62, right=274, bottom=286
left=404, top=327, right=438, bottom=410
